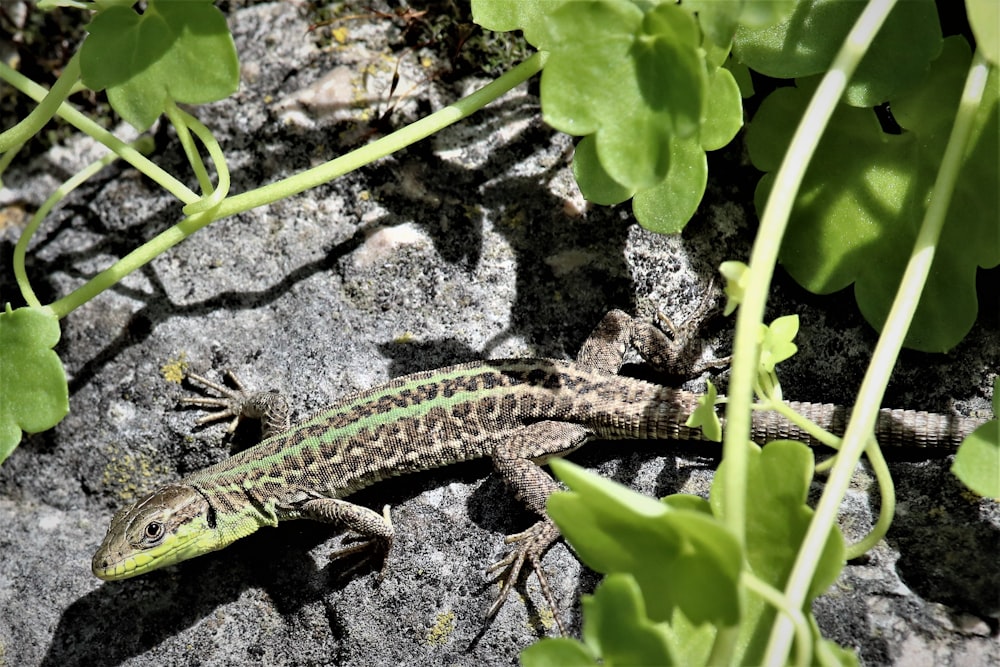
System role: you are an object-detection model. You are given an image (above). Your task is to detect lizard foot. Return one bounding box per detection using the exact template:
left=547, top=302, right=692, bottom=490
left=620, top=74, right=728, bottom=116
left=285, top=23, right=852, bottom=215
left=182, top=371, right=252, bottom=432
left=486, top=519, right=566, bottom=636
left=328, top=504, right=394, bottom=582
left=182, top=371, right=291, bottom=438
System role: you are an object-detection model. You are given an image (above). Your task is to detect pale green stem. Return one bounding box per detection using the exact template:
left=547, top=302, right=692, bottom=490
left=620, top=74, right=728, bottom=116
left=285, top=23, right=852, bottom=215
left=0, top=60, right=198, bottom=203
left=843, top=439, right=895, bottom=559
left=174, top=107, right=231, bottom=215
left=0, top=139, right=23, bottom=184
left=15, top=148, right=138, bottom=309
left=0, top=52, right=81, bottom=153
left=743, top=572, right=812, bottom=667
left=213, top=52, right=547, bottom=217
left=46, top=52, right=547, bottom=317
left=763, top=34, right=990, bottom=667
left=165, top=102, right=214, bottom=195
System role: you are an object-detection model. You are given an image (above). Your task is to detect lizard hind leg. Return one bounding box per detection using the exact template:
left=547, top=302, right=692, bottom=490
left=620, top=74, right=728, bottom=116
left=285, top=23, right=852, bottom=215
left=486, top=519, right=566, bottom=636
left=488, top=421, right=591, bottom=635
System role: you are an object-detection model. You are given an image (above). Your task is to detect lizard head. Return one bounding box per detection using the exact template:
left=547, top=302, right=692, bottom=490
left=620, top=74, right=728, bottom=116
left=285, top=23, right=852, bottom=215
left=92, top=484, right=223, bottom=580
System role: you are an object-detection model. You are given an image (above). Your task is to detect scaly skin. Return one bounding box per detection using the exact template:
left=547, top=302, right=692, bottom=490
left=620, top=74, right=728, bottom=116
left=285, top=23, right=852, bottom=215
left=92, top=310, right=985, bottom=630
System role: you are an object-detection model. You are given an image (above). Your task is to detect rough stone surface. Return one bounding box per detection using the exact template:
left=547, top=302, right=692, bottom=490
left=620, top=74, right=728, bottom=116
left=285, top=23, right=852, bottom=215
left=1, top=2, right=997, bottom=666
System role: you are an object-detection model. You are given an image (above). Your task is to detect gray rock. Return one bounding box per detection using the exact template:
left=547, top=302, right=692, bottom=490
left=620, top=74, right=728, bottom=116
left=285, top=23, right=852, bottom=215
left=1, top=2, right=996, bottom=665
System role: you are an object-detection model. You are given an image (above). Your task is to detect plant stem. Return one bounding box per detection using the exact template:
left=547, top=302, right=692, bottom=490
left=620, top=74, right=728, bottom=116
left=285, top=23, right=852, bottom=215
left=47, top=52, right=547, bottom=317
left=0, top=52, right=81, bottom=153
left=763, top=6, right=994, bottom=666
left=16, top=149, right=135, bottom=310
left=213, top=51, right=547, bottom=217
left=843, top=440, right=894, bottom=559
left=0, top=60, right=199, bottom=204
left=176, top=106, right=231, bottom=214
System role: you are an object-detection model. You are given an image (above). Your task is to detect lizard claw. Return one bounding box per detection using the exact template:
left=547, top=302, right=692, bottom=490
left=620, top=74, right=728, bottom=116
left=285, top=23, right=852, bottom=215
left=181, top=370, right=291, bottom=439
left=486, top=519, right=566, bottom=636
left=182, top=371, right=251, bottom=432
left=329, top=505, right=394, bottom=582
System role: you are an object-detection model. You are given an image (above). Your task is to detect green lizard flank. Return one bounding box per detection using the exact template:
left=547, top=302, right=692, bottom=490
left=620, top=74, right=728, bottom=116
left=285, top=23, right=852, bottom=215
left=92, top=310, right=984, bottom=630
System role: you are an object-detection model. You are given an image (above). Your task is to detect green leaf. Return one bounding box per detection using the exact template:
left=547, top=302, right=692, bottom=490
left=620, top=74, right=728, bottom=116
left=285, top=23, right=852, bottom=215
left=80, top=0, right=238, bottom=130
left=470, top=0, right=571, bottom=47
left=816, top=635, right=861, bottom=667
left=758, top=315, right=799, bottom=373
left=661, top=493, right=713, bottom=515
left=967, top=0, right=1000, bottom=66
left=548, top=459, right=742, bottom=626
left=700, top=65, right=743, bottom=151
left=630, top=136, right=707, bottom=233
left=746, top=37, right=999, bottom=352
left=630, top=59, right=741, bottom=233
left=539, top=1, right=705, bottom=189
left=719, top=260, right=748, bottom=316
left=737, top=1, right=798, bottom=29
left=0, top=306, right=69, bottom=464
left=521, top=637, right=597, bottom=667
left=733, top=0, right=942, bottom=107
left=712, top=440, right=845, bottom=663
left=685, top=380, right=721, bottom=442
left=951, top=420, right=1000, bottom=498
left=580, top=574, right=675, bottom=665
left=477, top=1, right=741, bottom=235
left=573, top=134, right=636, bottom=206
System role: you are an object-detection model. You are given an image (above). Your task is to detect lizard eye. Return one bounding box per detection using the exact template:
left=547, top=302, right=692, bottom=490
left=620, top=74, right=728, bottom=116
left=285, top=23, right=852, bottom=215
left=143, top=521, right=164, bottom=542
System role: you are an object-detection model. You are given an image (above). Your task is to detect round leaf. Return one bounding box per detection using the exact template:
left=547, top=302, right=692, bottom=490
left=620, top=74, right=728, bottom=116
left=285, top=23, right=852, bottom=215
left=0, top=307, right=69, bottom=464
left=80, top=0, right=238, bottom=130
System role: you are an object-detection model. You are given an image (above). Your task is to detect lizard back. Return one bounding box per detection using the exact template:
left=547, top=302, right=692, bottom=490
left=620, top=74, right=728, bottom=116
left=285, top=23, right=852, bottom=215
left=183, top=359, right=691, bottom=507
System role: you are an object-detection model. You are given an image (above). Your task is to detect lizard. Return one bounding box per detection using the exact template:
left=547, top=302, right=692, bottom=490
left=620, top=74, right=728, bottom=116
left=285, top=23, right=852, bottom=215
left=91, top=308, right=985, bottom=633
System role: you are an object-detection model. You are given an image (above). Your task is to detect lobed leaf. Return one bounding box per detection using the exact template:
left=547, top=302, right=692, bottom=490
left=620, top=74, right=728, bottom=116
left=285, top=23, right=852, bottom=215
left=0, top=306, right=69, bottom=464
left=712, top=440, right=845, bottom=662
left=758, top=315, right=799, bottom=373
left=951, top=421, right=1000, bottom=498
left=685, top=380, right=721, bottom=442
left=473, top=1, right=744, bottom=234
left=538, top=2, right=705, bottom=190
left=470, top=0, right=571, bottom=47
left=580, top=574, right=675, bottom=665
left=80, top=0, right=238, bottom=130
left=967, top=0, right=999, bottom=66
left=630, top=136, right=707, bottom=234
left=547, top=458, right=742, bottom=626
left=733, top=0, right=942, bottom=107
left=746, top=37, right=999, bottom=352
left=521, top=637, right=596, bottom=666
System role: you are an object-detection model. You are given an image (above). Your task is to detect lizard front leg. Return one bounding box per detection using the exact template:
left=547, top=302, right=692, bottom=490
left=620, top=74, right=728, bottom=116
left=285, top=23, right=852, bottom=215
left=182, top=371, right=291, bottom=439
left=487, top=421, right=592, bottom=635
left=487, top=299, right=724, bottom=630
left=298, top=499, right=394, bottom=579
left=578, top=301, right=728, bottom=378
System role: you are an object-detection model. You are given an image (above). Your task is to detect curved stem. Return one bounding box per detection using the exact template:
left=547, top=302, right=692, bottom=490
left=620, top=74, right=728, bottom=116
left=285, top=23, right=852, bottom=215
left=176, top=106, right=231, bottom=215
left=213, top=51, right=547, bottom=218
left=0, top=52, right=81, bottom=153
left=743, top=572, right=812, bottom=667
left=763, top=22, right=990, bottom=667
left=46, top=52, right=547, bottom=317
left=17, top=148, right=139, bottom=310
left=165, top=102, right=214, bottom=195
left=843, top=440, right=895, bottom=559
left=0, top=60, right=198, bottom=204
